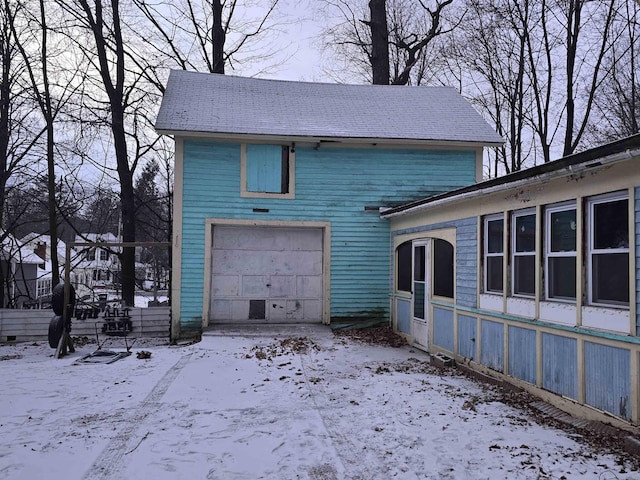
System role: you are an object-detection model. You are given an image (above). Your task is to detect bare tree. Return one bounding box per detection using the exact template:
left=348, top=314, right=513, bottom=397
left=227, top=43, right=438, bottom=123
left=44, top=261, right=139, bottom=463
left=55, top=0, right=146, bottom=306
left=320, top=0, right=455, bottom=85
left=132, top=0, right=281, bottom=84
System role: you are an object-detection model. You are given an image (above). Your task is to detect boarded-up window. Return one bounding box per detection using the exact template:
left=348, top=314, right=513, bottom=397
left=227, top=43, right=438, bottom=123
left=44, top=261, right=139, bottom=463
left=246, top=145, right=289, bottom=194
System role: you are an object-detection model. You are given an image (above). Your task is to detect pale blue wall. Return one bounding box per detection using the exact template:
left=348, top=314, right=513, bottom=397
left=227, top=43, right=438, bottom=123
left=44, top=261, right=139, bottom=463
left=179, top=140, right=477, bottom=329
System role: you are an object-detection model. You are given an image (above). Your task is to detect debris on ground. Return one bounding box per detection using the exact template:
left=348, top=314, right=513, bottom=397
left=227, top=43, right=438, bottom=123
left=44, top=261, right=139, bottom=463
left=333, top=326, right=407, bottom=347
left=248, top=337, right=320, bottom=361
left=136, top=350, right=152, bottom=359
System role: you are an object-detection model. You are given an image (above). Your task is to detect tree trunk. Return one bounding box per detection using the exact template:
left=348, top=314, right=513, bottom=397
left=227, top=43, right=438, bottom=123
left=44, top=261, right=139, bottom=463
left=212, top=0, right=225, bottom=74
left=369, top=0, right=389, bottom=85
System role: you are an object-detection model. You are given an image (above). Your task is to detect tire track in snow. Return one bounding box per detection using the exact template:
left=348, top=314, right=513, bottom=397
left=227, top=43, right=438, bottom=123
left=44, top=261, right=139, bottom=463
left=82, top=354, right=192, bottom=480
left=299, top=351, right=373, bottom=480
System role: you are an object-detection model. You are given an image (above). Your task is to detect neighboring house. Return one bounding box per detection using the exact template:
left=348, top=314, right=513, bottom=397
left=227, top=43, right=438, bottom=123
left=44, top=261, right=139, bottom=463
left=72, top=233, right=121, bottom=301
left=155, top=70, right=502, bottom=338
left=20, top=233, right=71, bottom=303
left=382, top=134, right=640, bottom=427
left=0, top=233, right=43, bottom=308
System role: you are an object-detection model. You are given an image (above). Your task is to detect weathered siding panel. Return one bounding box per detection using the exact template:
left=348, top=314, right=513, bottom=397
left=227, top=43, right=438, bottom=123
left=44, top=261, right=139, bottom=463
left=433, top=307, right=454, bottom=351
left=457, top=314, right=477, bottom=360
left=397, top=299, right=411, bottom=334
left=584, top=342, right=631, bottom=420
left=480, top=319, right=504, bottom=372
left=508, top=326, right=537, bottom=385
left=542, top=333, right=578, bottom=400
left=182, top=140, right=477, bottom=326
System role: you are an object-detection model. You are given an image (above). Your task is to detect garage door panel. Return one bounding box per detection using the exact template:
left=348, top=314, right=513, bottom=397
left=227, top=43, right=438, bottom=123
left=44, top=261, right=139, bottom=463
left=241, top=276, right=269, bottom=296
left=212, top=250, right=322, bottom=276
left=211, top=275, right=240, bottom=296
left=213, top=226, right=323, bottom=251
left=210, top=225, right=324, bottom=323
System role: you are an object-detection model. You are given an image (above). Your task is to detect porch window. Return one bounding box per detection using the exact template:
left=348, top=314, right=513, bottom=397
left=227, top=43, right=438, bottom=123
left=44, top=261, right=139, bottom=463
left=396, top=241, right=412, bottom=292
left=433, top=239, right=454, bottom=298
left=241, top=144, right=294, bottom=198
left=546, top=203, right=576, bottom=301
left=484, top=215, right=504, bottom=293
left=512, top=210, right=535, bottom=297
left=588, top=192, right=629, bottom=306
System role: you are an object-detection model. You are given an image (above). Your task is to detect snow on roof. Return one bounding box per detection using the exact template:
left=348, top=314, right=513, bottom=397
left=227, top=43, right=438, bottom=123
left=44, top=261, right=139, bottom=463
left=155, top=70, right=504, bottom=145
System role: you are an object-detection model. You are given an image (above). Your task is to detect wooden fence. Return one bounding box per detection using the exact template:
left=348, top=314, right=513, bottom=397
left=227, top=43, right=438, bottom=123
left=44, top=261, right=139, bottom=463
left=0, top=307, right=171, bottom=343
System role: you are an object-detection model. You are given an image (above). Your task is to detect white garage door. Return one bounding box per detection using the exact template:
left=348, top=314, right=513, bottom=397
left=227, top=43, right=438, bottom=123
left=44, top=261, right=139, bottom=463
left=210, top=225, right=324, bottom=323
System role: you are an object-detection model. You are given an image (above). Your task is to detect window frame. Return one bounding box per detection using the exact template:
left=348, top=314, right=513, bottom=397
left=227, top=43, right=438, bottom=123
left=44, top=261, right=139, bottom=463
left=587, top=191, right=629, bottom=308
left=545, top=201, right=577, bottom=303
left=484, top=214, right=504, bottom=294
left=240, top=143, right=295, bottom=199
left=511, top=209, right=536, bottom=298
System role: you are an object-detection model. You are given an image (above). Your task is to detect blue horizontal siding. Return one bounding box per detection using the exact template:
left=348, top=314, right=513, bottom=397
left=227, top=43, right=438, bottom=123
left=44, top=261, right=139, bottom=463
left=180, top=140, right=477, bottom=325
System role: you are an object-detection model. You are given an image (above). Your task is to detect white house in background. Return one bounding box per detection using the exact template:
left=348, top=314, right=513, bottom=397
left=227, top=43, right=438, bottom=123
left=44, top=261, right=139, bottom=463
left=19, top=233, right=72, bottom=302
left=73, top=233, right=121, bottom=301
left=0, top=233, right=43, bottom=308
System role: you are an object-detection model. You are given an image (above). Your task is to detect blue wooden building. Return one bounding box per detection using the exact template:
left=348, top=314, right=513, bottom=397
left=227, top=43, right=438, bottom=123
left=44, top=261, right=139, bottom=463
left=383, top=134, right=640, bottom=428
left=155, top=70, right=501, bottom=338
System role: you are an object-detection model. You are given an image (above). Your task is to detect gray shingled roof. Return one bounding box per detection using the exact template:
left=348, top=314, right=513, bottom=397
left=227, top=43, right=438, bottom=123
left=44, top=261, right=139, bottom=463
left=155, top=70, right=503, bottom=144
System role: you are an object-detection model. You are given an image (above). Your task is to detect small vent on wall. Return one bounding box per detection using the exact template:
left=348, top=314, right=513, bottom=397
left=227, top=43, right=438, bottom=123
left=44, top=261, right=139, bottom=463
left=253, top=208, right=269, bottom=213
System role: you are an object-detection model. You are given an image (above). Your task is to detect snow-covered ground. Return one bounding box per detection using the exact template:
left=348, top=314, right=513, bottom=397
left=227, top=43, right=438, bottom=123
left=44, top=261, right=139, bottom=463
left=0, top=326, right=637, bottom=480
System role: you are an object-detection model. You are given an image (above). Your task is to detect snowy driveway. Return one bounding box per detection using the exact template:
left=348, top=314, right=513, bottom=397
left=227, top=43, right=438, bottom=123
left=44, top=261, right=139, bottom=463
left=0, top=325, right=637, bottom=479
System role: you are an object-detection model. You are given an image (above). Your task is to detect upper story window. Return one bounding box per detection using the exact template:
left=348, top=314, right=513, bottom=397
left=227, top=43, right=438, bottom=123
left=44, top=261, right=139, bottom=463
left=484, top=214, right=504, bottom=293
left=512, top=210, right=535, bottom=297
left=545, top=202, right=576, bottom=301
left=241, top=144, right=295, bottom=198
left=588, top=192, right=629, bottom=307
left=99, top=249, right=109, bottom=261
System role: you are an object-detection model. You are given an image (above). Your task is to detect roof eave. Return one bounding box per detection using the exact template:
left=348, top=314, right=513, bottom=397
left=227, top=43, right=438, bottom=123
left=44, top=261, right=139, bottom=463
left=155, top=128, right=504, bottom=148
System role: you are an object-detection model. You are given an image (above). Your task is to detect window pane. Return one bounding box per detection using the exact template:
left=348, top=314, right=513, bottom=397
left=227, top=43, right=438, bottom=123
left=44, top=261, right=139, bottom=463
left=433, top=239, right=454, bottom=298
left=487, top=219, right=503, bottom=253
left=593, top=199, right=628, bottom=249
left=413, top=281, right=425, bottom=319
left=487, top=256, right=503, bottom=292
left=592, top=253, right=629, bottom=305
left=414, top=246, right=425, bottom=281
left=514, top=256, right=535, bottom=296
left=550, top=209, right=576, bottom=252
left=397, top=242, right=412, bottom=292
left=515, top=214, right=535, bottom=252
left=548, top=257, right=576, bottom=300
left=246, top=144, right=284, bottom=193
